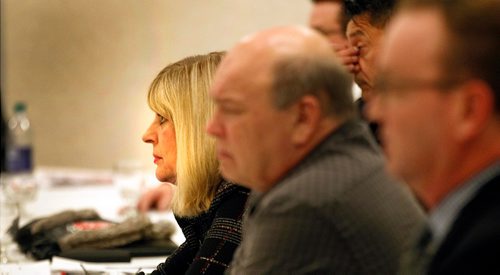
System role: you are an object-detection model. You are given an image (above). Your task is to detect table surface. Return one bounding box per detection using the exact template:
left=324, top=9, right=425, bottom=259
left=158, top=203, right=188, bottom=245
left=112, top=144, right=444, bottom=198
left=0, top=166, right=185, bottom=274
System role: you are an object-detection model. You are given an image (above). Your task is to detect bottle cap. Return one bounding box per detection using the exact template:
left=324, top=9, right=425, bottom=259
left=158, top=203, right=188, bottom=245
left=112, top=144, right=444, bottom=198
left=14, top=102, right=26, bottom=113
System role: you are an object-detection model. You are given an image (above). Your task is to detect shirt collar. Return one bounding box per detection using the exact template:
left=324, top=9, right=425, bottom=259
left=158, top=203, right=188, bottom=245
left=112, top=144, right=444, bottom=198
left=428, top=161, right=500, bottom=249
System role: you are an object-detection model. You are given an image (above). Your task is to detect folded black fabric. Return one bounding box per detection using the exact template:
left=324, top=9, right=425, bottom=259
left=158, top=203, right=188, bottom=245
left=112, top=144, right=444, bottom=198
left=58, top=214, right=151, bottom=250
left=57, top=239, right=178, bottom=262
left=15, top=209, right=103, bottom=259
left=59, top=248, right=131, bottom=262
left=13, top=209, right=177, bottom=261
left=125, top=239, right=178, bottom=257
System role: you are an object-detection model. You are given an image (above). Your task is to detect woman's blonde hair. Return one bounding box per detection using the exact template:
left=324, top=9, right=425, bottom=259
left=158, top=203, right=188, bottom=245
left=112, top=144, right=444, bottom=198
left=147, top=52, right=224, bottom=217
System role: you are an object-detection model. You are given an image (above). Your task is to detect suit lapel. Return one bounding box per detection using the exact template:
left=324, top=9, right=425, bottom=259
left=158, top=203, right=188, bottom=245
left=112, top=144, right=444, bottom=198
left=428, top=174, right=500, bottom=273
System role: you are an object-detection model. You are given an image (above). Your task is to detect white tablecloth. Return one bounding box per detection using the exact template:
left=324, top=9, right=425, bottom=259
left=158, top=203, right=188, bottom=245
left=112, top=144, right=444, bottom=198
left=1, top=166, right=185, bottom=274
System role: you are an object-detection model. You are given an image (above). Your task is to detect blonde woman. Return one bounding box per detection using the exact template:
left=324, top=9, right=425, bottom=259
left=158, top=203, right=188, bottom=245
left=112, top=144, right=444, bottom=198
left=141, top=52, right=249, bottom=275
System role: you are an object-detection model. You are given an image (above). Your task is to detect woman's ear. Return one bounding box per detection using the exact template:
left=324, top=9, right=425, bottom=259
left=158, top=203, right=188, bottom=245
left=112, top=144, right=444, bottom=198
left=291, top=95, right=322, bottom=146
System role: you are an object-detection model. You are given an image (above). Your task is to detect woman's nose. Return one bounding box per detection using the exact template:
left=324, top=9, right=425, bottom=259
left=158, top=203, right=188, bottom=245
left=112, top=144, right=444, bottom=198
left=142, top=123, right=156, bottom=144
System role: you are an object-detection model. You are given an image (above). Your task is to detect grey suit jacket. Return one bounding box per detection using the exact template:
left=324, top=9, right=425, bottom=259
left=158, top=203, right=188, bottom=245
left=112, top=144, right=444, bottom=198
left=228, top=119, right=425, bottom=274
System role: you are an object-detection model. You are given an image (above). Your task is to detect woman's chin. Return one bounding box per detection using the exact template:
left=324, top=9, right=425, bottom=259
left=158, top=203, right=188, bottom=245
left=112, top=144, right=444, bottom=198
left=155, top=170, right=176, bottom=183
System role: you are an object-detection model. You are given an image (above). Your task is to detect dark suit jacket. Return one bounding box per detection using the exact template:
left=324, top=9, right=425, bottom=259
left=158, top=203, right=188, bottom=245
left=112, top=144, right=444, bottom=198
left=428, top=173, right=500, bottom=275
left=229, top=119, right=425, bottom=274
left=356, top=98, right=379, bottom=144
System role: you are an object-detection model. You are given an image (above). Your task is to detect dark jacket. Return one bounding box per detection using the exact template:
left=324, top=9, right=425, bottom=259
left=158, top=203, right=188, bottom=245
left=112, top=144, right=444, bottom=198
left=428, top=173, right=500, bottom=275
left=151, top=181, right=249, bottom=275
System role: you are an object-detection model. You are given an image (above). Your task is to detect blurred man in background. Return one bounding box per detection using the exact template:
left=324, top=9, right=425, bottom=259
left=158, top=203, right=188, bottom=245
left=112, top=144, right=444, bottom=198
left=309, top=0, right=349, bottom=51
left=369, top=0, right=500, bottom=273
left=344, top=0, right=396, bottom=103
left=341, top=0, right=397, bottom=141
left=310, top=0, right=362, bottom=96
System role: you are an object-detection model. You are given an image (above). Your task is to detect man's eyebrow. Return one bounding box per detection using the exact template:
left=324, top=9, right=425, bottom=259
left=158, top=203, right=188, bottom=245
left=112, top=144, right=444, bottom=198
left=311, top=26, right=323, bottom=32
left=213, top=96, right=242, bottom=105
left=314, top=26, right=338, bottom=34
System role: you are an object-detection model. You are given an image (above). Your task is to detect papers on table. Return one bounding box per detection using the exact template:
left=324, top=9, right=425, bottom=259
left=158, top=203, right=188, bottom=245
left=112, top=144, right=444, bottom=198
left=0, top=260, right=51, bottom=275
left=0, top=256, right=166, bottom=274
left=51, top=256, right=166, bottom=274
left=35, top=166, right=114, bottom=187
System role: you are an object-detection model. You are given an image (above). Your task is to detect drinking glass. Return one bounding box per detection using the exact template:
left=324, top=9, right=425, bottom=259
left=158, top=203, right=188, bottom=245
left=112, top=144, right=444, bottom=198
left=113, top=160, right=145, bottom=218
left=0, top=192, right=19, bottom=264
left=1, top=173, right=38, bottom=219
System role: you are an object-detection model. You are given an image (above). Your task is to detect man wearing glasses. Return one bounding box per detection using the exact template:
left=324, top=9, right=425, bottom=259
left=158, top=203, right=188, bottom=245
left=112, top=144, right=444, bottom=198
left=369, top=0, right=500, bottom=273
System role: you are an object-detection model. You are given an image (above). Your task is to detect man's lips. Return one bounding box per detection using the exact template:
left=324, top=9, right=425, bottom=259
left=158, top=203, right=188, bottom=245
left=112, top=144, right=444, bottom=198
left=216, top=150, right=232, bottom=160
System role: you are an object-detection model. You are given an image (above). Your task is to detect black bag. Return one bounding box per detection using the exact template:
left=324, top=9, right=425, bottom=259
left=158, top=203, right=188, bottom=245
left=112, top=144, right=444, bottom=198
left=14, top=209, right=178, bottom=262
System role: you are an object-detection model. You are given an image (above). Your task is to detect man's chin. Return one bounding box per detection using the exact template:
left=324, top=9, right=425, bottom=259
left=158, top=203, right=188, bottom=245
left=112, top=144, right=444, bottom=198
left=385, top=154, right=401, bottom=177
left=387, top=160, right=413, bottom=184
left=220, top=164, right=237, bottom=181
left=220, top=166, right=250, bottom=188
left=361, top=88, right=373, bottom=102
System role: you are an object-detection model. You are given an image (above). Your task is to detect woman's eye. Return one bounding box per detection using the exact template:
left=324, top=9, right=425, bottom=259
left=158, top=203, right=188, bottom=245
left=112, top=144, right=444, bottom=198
left=157, top=115, right=166, bottom=124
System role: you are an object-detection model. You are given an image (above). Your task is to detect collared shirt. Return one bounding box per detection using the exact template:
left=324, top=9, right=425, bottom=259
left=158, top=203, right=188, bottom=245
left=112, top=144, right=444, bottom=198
left=427, top=161, right=500, bottom=251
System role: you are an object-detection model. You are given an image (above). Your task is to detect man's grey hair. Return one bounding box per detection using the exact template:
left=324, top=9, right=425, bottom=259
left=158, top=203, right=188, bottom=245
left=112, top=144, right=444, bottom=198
left=271, top=55, right=355, bottom=119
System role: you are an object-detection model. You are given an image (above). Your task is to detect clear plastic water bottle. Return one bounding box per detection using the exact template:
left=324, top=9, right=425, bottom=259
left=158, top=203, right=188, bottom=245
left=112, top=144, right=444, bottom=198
left=4, top=102, right=37, bottom=218
left=6, top=102, right=33, bottom=173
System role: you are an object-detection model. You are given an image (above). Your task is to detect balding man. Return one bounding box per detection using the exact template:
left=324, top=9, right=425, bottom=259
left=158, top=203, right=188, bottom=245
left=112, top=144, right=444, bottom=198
left=207, top=26, right=424, bottom=274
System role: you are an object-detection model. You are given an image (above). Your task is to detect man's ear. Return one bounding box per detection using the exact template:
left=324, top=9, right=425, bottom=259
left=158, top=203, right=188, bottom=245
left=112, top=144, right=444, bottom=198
left=453, top=79, right=494, bottom=142
left=291, top=95, right=322, bottom=146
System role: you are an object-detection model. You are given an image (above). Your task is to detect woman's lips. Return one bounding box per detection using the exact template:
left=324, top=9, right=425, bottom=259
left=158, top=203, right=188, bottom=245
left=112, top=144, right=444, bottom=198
left=153, top=155, right=162, bottom=164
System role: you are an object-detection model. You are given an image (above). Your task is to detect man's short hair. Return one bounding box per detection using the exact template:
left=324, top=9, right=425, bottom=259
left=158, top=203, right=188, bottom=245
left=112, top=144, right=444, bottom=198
left=310, top=0, right=350, bottom=37
left=271, top=54, right=355, bottom=119
left=400, top=0, right=500, bottom=113
left=344, top=0, right=397, bottom=27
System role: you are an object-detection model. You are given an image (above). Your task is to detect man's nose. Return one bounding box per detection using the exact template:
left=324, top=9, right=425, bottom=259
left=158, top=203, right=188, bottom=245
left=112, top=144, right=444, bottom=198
left=206, top=113, right=223, bottom=138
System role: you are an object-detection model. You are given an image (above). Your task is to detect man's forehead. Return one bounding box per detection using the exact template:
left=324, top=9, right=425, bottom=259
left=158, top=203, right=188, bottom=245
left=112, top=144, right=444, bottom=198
left=310, top=1, right=342, bottom=22
left=380, top=10, right=446, bottom=76
left=211, top=52, right=272, bottom=100
left=218, top=38, right=282, bottom=83
left=218, top=47, right=273, bottom=81
left=347, top=17, right=371, bottom=36
left=210, top=26, right=330, bottom=99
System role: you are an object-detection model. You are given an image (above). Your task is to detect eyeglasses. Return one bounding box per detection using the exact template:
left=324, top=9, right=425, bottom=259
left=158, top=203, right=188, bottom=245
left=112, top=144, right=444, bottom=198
left=373, top=75, right=466, bottom=98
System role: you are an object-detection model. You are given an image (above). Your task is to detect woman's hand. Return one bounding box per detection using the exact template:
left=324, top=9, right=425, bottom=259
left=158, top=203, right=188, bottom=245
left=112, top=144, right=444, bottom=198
left=137, top=183, right=176, bottom=212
